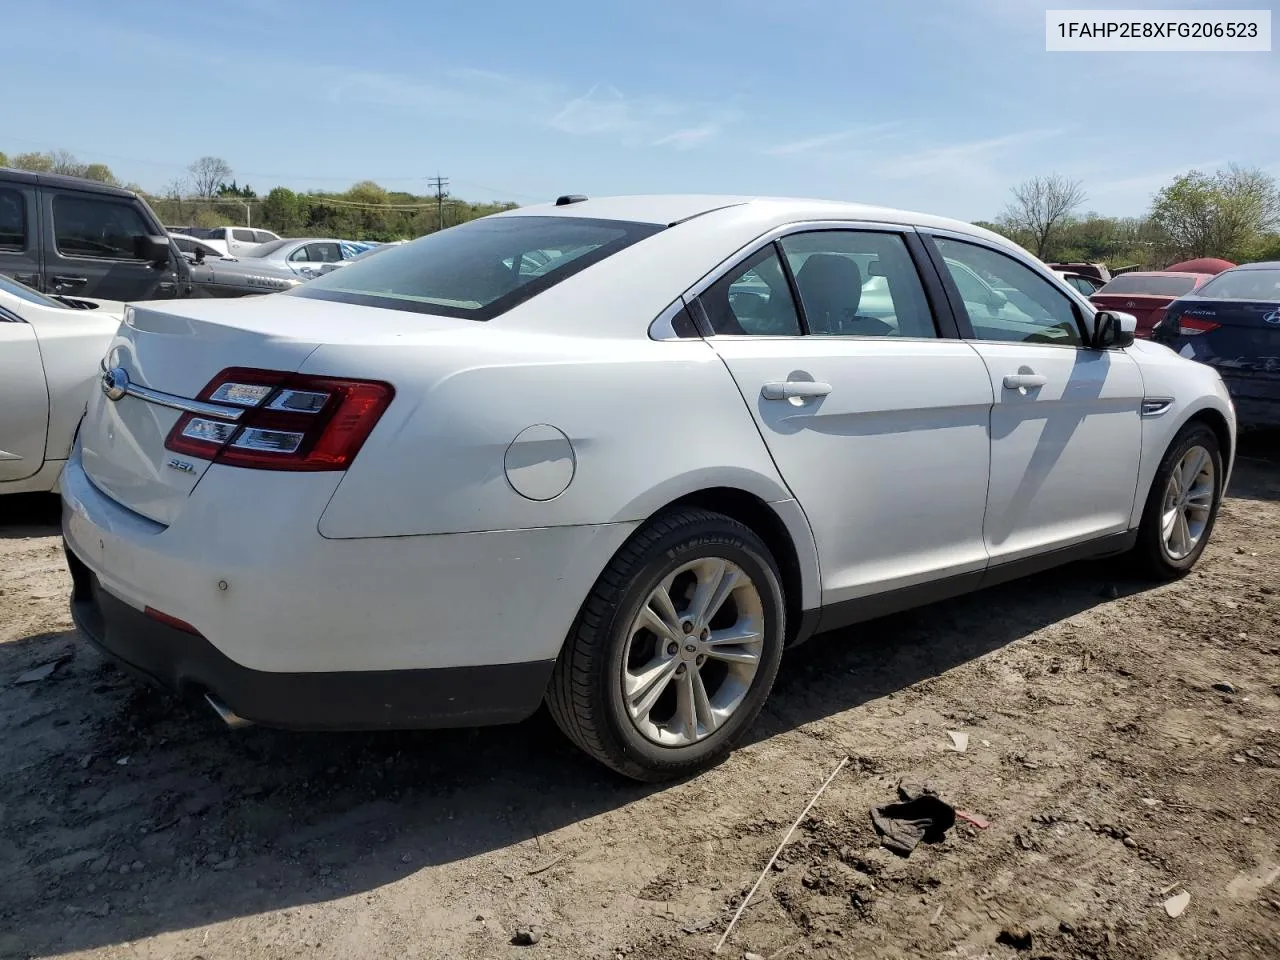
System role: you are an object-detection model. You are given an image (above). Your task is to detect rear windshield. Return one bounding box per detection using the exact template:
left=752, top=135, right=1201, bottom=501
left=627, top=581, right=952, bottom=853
left=1195, top=267, right=1280, bottom=300
left=1096, top=274, right=1198, bottom=297
left=289, top=215, right=663, bottom=320
left=245, top=239, right=291, bottom=257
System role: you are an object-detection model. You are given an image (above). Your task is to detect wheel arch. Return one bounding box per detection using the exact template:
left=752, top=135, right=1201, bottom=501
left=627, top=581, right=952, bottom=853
left=642, top=486, right=820, bottom=646
left=1182, top=405, right=1234, bottom=475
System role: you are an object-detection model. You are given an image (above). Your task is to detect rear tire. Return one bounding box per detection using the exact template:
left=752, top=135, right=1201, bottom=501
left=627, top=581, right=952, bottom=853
left=1128, top=422, right=1223, bottom=580
left=546, top=508, right=786, bottom=782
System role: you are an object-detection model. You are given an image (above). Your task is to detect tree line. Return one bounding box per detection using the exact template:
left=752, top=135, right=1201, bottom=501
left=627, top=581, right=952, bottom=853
left=977, top=166, right=1280, bottom=268
left=4, top=147, right=1278, bottom=264
left=0, top=150, right=516, bottom=241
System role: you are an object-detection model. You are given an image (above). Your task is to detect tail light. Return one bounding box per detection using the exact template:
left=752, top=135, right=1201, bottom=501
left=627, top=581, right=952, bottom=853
left=1176, top=317, right=1221, bottom=336
left=164, top=367, right=394, bottom=471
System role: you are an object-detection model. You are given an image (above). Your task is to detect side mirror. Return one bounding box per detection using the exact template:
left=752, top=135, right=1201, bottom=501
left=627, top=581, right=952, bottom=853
left=135, top=235, right=172, bottom=265
left=194, top=247, right=206, bottom=264
left=986, top=289, right=1008, bottom=314
left=1094, top=310, right=1137, bottom=349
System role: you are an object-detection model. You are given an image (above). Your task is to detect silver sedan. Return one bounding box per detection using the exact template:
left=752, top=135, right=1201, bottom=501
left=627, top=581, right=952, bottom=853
left=241, top=238, right=352, bottom=279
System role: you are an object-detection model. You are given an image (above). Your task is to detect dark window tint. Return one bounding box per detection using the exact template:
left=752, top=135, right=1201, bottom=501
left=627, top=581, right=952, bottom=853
left=253, top=230, right=276, bottom=244
left=308, top=242, right=342, bottom=263
left=1097, top=274, right=1198, bottom=297
left=779, top=231, right=936, bottom=337
left=232, top=228, right=256, bottom=242
left=0, top=188, right=26, bottom=250
left=53, top=195, right=152, bottom=260
left=292, top=216, right=663, bottom=320
left=173, top=236, right=196, bottom=253
left=936, top=238, right=1081, bottom=346
left=1194, top=268, right=1280, bottom=300
left=1068, top=276, right=1099, bottom=295
left=698, top=246, right=801, bottom=336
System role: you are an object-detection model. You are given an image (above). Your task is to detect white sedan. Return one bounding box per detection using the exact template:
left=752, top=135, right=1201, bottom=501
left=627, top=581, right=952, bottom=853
left=61, top=195, right=1234, bottom=780
left=1, top=275, right=122, bottom=494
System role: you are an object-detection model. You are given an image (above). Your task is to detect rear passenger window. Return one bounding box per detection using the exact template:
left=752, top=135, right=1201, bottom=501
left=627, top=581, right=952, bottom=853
left=52, top=195, right=152, bottom=260
left=232, top=228, right=256, bottom=242
left=253, top=231, right=275, bottom=244
left=778, top=231, right=937, bottom=337
left=698, top=247, right=801, bottom=336
left=0, top=189, right=25, bottom=251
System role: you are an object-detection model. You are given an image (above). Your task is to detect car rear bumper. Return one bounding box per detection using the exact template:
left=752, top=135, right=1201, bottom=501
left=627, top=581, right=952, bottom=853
left=67, top=548, right=553, bottom=729
left=60, top=449, right=639, bottom=729
left=1220, top=375, right=1280, bottom=428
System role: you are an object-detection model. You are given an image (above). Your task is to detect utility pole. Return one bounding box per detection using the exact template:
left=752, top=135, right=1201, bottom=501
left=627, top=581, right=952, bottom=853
left=428, top=174, right=449, bottom=232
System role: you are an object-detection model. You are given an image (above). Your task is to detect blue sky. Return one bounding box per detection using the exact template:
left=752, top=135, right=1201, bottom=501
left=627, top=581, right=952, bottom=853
left=5, top=0, right=1277, bottom=220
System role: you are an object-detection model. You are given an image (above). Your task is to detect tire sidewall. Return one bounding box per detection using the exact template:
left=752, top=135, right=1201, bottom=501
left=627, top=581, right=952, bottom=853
left=1146, top=424, right=1223, bottom=573
left=598, top=522, right=785, bottom=773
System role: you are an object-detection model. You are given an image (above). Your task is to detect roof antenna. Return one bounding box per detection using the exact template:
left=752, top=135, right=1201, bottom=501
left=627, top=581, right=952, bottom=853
left=555, top=194, right=588, bottom=206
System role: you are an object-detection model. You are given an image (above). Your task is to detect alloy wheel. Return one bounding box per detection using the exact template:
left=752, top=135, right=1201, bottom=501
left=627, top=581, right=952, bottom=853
left=620, top=557, right=764, bottom=747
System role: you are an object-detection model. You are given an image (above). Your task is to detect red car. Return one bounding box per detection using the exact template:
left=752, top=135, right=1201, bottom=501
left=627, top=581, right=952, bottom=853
left=1089, top=271, right=1214, bottom=338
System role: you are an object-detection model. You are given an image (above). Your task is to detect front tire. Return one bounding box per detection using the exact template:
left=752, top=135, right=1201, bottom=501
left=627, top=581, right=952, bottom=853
left=1129, top=422, right=1223, bottom=579
left=546, top=509, right=786, bottom=782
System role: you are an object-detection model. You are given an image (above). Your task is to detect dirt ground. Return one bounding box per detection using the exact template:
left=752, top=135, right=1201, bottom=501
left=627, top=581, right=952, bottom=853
left=2, top=437, right=1278, bottom=960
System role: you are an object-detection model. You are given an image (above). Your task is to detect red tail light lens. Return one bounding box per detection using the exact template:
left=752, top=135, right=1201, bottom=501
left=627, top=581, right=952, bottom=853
left=1177, top=317, right=1221, bottom=336
left=164, top=368, right=394, bottom=471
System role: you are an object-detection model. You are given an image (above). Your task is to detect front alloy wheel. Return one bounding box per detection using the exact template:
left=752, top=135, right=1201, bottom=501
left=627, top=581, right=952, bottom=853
left=546, top=508, right=786, bottom=782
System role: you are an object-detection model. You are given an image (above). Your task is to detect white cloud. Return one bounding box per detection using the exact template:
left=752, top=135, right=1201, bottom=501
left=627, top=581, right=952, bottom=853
left=878, top=128, right=1065, bottom=180
left=764, top=123, right=902, bottom=157
left=651, top=124, right=721, bottom=150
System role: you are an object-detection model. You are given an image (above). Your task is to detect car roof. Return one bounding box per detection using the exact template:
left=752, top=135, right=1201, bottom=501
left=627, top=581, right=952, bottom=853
left=0, top=167, right=138, bottom=199
left=1229, top=260, right=1280, bottom=271
left=495, top=194, right=1015, bottom=242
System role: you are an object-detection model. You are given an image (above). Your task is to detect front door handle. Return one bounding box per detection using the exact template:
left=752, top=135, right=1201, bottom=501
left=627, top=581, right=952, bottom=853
left=762, top=380, right=833, bottom=400
left=1003, top=373, right=1047, bottom=390
left=51, top=275, right=88, bottom=289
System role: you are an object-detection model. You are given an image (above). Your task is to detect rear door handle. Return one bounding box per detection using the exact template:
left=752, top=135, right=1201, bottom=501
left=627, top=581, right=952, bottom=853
left=52, top=275, right=88, bottom=289
left=762, top=380, right=833, bottom=400
left=1003, top=373, right=1047, bottom=390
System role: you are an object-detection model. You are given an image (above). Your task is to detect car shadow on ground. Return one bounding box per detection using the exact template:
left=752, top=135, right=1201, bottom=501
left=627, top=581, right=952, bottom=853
left=0, top=492, right=61, bottom=539
left=0, top=447, right=1276, bottom=956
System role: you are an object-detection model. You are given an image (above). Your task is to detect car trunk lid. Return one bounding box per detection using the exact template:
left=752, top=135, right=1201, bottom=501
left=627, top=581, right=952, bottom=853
left=76, top=296, right=465, bottom=526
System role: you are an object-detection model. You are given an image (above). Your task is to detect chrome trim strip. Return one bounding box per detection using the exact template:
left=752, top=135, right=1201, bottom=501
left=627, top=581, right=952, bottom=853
left=1141, top=398, right=1174, bottom=417
left=124, top=381, right=246, bottom=420
left=680, top=218, right=919, bottom=304
left=99, top=356, right=244, bottom=420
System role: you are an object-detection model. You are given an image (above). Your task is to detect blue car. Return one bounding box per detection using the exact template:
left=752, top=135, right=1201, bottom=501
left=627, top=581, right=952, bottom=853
left=1152, top=261, right=1280, bottom=427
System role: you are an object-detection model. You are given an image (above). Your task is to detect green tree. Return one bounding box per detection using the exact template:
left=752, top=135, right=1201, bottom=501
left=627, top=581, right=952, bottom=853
left=12, top=151, right=53, bottom=172
left=81, top=163, right=119, bottom=186
left=260, top=187, right=308, bottom=235
left=1149, top=165, right=1280, bottom=261
left=0, top=151, right=8, bottom=168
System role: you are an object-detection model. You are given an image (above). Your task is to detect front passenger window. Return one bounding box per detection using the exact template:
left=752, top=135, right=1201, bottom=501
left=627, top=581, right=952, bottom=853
left=698, top=247, right=801, bottom=336
left=935, top=238, right=1082, bottom=346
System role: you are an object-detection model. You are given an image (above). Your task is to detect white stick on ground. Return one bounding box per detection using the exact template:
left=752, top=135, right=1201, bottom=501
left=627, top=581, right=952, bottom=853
left=713, top=755, right=851, bottom=954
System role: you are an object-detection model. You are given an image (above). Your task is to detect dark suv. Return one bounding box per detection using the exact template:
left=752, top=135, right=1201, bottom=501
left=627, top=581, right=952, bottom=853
left=0, top=168, right=188, bottom=301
